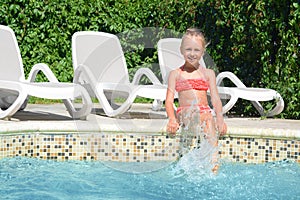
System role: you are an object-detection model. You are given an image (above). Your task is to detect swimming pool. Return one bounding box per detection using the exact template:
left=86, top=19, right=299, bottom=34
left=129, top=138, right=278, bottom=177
left=0, top=156, right=299, bottom=200
left=0, top=131, right=299, bottom=199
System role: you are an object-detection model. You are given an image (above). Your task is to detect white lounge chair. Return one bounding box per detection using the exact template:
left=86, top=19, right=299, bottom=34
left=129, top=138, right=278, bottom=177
left=157, top=38, right=284, bottom=117
left=0, top=25, right=92, bottom=119
left=72, top=31, right=167, bottom=117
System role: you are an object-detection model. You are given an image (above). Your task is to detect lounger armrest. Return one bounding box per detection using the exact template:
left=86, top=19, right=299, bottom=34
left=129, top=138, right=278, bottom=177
left=216, top=71, right=247, bottom=88
left=132, top=67, right=162, bottom=85
left=73, top=64, right=98, bottom=87
left=26, top=63, right=59, bottom=83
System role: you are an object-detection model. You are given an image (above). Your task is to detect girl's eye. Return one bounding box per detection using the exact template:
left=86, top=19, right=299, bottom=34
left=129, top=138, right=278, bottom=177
left=185, top=48, right=202, bottom=53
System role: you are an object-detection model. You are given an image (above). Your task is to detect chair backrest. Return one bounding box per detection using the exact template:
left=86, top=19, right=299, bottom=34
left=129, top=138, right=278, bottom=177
left=157, top=38, right=184, bottom=85
left=157, top=38, right=207, bottom=85
left=0, top=25, right=25, bottom=82
left=72, top=31, right=130, bottom=84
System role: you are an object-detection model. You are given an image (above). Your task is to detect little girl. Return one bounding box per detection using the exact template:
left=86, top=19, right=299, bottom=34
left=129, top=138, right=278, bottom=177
left=165, top=28, right=227, bottom=173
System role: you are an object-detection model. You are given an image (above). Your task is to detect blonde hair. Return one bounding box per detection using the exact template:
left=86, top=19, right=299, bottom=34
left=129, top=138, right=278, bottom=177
left=181, top=28, right=207, bottom=51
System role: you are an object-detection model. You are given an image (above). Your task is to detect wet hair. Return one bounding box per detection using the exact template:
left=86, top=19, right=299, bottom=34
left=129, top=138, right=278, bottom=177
left=181, top=28, right=207, bottom=51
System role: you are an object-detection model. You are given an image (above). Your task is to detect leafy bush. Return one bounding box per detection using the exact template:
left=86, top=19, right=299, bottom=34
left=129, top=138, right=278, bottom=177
left=0, top=0, right=298, bottom=119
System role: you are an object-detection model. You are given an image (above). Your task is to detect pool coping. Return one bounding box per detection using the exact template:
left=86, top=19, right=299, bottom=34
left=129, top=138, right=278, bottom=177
left=0, top=103, right=299, bottom=140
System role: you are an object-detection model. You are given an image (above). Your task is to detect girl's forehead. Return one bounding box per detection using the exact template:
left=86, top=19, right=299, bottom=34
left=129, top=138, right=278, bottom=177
left=182, top=36, right=204, bottom=48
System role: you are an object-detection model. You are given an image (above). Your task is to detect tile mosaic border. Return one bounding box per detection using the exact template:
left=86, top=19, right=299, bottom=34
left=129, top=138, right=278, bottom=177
left=0, top=133, right=299, bottom=164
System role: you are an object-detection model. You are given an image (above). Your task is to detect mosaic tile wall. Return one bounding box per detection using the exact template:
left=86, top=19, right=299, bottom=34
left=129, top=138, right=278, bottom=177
left=0, top=133, right=299, bottom=164
left=219, top=137, right=299, bottom=163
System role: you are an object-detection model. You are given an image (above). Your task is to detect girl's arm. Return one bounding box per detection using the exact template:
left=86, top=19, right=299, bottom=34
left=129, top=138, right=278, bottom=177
left=165, top=70, right=179, bottom=134
left=207, top=69, right=227, bottom=135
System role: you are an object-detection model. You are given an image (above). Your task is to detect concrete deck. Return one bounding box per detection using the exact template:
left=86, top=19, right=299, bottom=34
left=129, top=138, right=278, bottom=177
left=0, top=103, right=299, bottom=139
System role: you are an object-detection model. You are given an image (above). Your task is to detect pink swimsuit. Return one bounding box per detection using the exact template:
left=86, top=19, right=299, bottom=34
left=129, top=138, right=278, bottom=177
left=175, top=78, right=209, bottom=92
left=175, top=66, right=209, bottom=92
left=175, top=66, right=211, bottom=115
left=176, top=105, right=211, bottom=115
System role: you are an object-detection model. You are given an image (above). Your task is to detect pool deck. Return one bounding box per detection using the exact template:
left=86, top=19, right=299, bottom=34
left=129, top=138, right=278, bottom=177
left=0, top=103, right=299, bottom=140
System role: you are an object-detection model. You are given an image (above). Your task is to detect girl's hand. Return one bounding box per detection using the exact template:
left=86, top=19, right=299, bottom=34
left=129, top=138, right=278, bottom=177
left=217, top=122, right=227, bottom=136
left=216, top=117, right=227, bottom=136
left=167, top=119, right=180, bottom=135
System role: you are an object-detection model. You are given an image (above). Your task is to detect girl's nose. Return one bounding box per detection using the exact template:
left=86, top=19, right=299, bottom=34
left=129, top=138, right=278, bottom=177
left=190, top=50, right=196, bottom=57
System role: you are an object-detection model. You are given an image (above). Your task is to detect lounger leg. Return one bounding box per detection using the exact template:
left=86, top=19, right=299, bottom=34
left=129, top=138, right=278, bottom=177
left=152, top=99, right=163, bottom=111
left=63, top=85, right=93, bottom=120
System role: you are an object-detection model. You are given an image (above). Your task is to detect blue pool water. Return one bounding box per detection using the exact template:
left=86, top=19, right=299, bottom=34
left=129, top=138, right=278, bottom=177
left=0, top=156, right=299, bottom=200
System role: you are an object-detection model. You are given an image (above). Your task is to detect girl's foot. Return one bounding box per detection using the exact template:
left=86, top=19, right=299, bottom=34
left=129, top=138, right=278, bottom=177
left=212, top=164, right=219, bottom=174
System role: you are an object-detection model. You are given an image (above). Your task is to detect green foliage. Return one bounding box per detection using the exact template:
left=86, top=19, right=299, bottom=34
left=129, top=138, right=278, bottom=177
left=194, top=0, right=299, bottom=119
left=0, top=0, right=298, bottom=119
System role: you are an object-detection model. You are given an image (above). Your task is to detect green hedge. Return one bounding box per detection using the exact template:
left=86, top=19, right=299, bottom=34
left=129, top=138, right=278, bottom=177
left=0, top=0, right=299, bottom=119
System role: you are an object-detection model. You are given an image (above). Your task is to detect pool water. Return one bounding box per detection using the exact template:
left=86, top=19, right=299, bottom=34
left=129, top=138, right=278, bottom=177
left=0, top=156, right=299, bottom=200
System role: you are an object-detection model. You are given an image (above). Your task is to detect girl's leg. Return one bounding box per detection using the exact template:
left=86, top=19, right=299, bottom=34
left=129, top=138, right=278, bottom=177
left=201, top=113, right=219, bottom=173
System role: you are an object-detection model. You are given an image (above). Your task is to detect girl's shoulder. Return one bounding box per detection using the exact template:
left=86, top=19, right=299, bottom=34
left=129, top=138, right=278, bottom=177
left=168, top=68, right=181, bottom=79
left=203, top=68, right=215, bottom=76
left=170, top=67, right=182, bottom=75
left=202, top=68, right=216, bottom=81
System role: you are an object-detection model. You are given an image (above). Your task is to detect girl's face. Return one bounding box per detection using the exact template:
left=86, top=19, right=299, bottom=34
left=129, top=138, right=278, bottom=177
left=180, top=36, right=205, bottom=68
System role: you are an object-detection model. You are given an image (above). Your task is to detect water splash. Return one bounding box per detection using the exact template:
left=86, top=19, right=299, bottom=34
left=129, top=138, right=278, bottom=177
left=174, top=102, right=219, bottom=180
left=172, top=141, right=219, bottom=182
